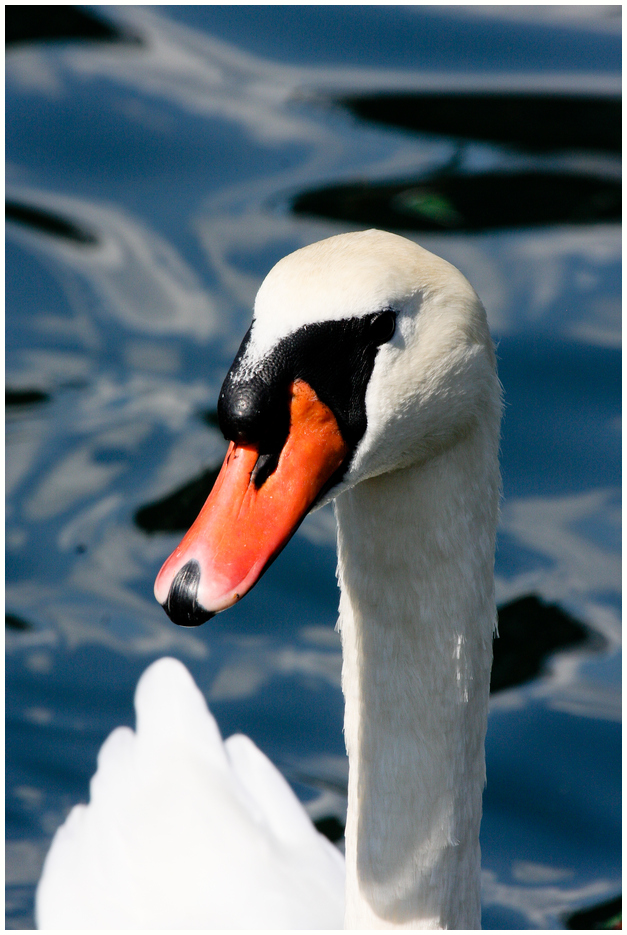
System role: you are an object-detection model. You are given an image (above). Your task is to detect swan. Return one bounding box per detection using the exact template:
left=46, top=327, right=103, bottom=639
left=36, top=229, right=501, bottom=929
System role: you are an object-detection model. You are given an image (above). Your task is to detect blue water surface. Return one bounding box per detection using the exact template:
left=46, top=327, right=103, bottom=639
left=6, top=6, right=621, bottom=929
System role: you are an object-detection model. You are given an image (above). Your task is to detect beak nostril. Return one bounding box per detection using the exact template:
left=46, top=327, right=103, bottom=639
left=164, top=560, right=215, bottom=627
left=251, top=451, right=280, bottom=489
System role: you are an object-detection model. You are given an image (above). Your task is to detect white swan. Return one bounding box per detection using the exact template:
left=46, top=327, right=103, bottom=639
left=36, top=229, right=501, bottom=930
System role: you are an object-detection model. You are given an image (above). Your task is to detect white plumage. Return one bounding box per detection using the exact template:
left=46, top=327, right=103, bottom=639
left=36, top=657, right=345, bottom=929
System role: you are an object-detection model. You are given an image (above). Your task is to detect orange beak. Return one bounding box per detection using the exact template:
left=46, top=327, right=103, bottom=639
left=154, top=379, right=349, bottom=625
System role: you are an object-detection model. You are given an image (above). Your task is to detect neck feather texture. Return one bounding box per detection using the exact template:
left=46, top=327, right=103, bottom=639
left=336, top=422, right=500, bottom=930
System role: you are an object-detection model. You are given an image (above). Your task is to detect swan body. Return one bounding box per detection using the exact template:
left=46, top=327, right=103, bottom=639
left=36, top=230, right=501, bottom=929
left=35, top=657, right=345, bottom=929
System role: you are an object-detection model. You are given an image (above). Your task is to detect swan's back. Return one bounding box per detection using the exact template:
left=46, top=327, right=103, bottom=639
left=35, top=658, right=345, bottom=929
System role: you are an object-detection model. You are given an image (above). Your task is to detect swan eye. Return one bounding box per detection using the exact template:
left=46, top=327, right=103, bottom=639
left=370, top=310, right=396, bottom=345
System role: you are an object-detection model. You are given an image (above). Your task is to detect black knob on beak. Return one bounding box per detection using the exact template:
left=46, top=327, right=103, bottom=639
left=163, top=560, right=215, bottom=627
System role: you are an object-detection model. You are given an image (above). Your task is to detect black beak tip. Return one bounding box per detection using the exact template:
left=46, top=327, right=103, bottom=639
left=162, top=559, right=216, bottom=627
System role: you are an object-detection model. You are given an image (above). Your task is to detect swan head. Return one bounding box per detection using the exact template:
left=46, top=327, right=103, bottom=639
left=154, top=230, right=499, bottom=626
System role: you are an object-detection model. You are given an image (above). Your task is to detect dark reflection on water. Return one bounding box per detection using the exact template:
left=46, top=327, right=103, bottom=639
left=6, top=388, right=52, bottom=408
left=6, top=201, right=98, bottom=245
left=135, top=464, right=223, bottom=534
left=5, top=4, right=140, bottom=48
left=566, top=894, right=622, bottom=929
left=293, top=170, right=621, bottom=233
left=5, top=4, right=620, bottom=930
left=6, top=614, right=33, bottom=632
left=297, top=84, right=621, bottom=233
left=491, top=597, right=599, bottom=695
left=340, top=93, right=621, bottom=153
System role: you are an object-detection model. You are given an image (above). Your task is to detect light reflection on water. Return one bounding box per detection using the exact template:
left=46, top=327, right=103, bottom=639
left=6, top=6, right=620, bottom=929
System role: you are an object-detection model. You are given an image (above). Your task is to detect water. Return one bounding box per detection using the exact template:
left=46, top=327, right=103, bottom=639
left=6, top=6, right=621, bottom=929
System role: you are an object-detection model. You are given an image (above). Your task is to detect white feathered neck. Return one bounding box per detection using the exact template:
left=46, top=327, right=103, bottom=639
left=337, top=407, right=500, bottom=929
